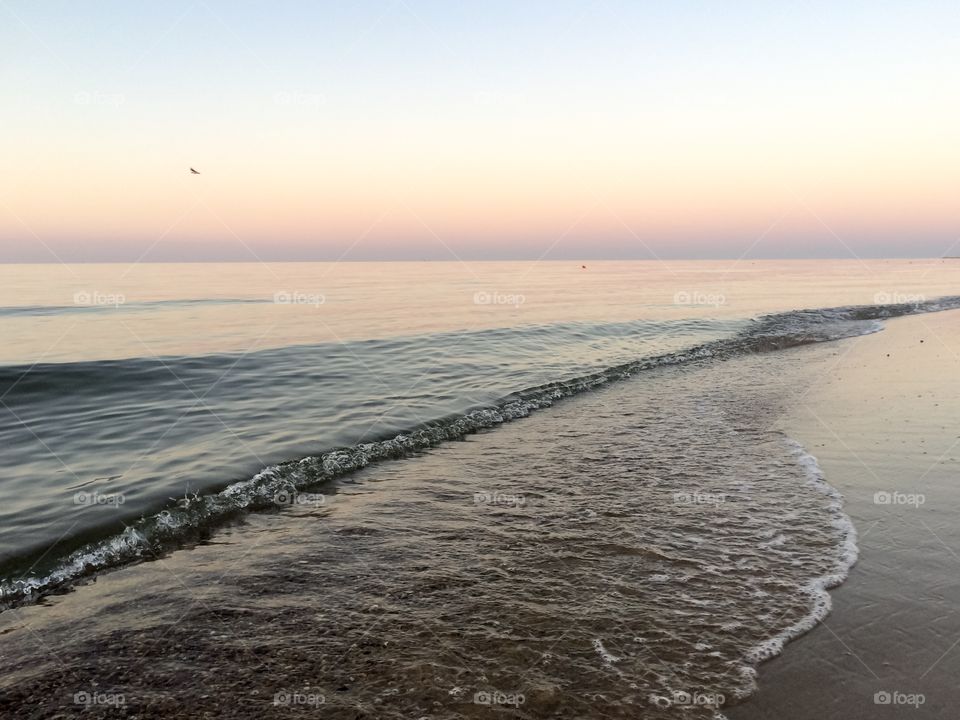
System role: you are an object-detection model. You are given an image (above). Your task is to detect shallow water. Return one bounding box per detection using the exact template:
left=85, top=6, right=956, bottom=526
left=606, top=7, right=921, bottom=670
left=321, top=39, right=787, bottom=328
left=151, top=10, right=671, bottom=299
left=0, top=339, right=855, bottom=718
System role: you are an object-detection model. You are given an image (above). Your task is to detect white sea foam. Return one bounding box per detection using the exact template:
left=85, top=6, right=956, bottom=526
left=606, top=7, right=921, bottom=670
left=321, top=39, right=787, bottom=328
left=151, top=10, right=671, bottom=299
left=744, top=438, right=859, bottom=664
left=592, top=638, right=621, bottom=668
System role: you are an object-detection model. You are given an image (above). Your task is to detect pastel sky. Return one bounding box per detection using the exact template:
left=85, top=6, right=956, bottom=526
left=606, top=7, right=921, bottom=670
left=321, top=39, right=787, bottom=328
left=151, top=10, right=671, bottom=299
left=2, top=0, right=959, bottom=261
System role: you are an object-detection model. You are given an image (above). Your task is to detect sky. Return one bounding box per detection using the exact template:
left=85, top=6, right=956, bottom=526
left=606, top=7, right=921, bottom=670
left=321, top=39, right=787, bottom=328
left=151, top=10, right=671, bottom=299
left=1, top=0, right=959, bottom=262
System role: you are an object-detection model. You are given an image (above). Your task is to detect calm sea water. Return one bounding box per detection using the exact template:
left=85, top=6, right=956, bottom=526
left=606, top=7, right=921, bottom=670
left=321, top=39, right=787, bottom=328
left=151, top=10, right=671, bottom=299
left=0, top=338, right=860, bottom=719
left=1, top=259, right=957, bottom=592
left=1, top=259, right=959, bottom=717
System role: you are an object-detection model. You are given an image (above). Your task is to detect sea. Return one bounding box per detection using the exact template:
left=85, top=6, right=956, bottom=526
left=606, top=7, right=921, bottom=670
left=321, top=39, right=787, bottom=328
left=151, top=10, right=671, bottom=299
left=1, top=259, right=957, bottom=718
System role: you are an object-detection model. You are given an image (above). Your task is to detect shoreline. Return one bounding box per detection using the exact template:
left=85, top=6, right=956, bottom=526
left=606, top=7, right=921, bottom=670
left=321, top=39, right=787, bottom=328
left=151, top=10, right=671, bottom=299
left=738, top=438, right=860, bottom=667
left=1, top=309, right=957, bottom=718
left=731, top=309, right=960, bottom=719
left=6, top=298, right=959, bottom=611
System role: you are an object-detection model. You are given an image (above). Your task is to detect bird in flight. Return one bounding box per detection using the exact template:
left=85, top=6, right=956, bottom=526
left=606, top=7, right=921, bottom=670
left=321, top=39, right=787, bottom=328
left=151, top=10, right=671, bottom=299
left=190, top=168, right=200, bottom=175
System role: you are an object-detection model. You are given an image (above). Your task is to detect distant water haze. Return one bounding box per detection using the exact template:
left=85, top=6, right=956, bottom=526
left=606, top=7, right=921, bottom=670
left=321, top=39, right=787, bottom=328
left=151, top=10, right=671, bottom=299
left=0, top=259, right=956, bottom=363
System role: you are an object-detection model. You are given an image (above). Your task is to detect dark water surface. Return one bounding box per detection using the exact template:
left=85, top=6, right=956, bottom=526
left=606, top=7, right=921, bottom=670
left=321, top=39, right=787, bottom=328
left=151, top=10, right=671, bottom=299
left=2, top=260, right=959, bottom=604
left=1, top=335, right=861, bottom=718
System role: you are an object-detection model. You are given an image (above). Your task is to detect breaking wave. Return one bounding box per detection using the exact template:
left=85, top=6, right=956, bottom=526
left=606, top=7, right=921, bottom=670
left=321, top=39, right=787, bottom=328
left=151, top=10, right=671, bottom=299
left=1, top=296, right=957, bottom=610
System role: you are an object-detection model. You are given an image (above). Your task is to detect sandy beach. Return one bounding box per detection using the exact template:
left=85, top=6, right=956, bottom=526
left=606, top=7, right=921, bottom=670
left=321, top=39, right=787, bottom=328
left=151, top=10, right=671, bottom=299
left=732, top=309, right=960, bottom=719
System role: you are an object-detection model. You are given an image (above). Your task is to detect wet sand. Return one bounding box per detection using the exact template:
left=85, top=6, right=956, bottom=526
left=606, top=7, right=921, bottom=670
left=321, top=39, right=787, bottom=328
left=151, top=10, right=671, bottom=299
left=732, top=309, right=960, bottom=719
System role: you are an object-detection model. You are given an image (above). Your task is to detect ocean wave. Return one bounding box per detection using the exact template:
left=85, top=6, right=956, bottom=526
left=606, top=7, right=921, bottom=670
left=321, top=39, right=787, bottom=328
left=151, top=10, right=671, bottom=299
left=0, top=297, right=272, bottom=318
left=1, top=296, right=957, bottom=609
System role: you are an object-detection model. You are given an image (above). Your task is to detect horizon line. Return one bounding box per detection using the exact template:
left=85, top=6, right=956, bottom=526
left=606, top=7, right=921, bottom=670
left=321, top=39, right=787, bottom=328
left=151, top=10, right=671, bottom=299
left=1, top=256, right=956, bottom=265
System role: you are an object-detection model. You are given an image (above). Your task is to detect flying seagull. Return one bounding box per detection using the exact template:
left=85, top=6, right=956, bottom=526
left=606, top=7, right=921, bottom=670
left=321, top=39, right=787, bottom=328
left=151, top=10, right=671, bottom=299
left=190, top=168, right=200, bottom=174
